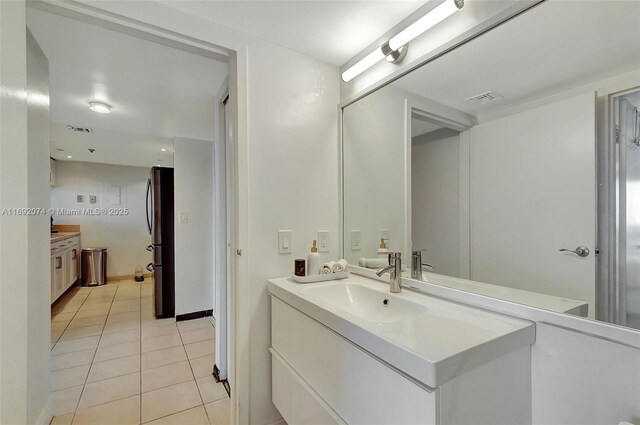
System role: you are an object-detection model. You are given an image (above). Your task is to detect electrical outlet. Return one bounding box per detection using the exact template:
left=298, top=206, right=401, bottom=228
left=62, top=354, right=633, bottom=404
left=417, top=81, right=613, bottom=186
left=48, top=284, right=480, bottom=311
left=317, top=230, right=329, bottom=252
left=351, top=230, right=361, bottom=251
left=179, top=211, right=188, bottom=224
left=278, top=230, right=292, bottom=254
left=380, top=228, right=390, bottom=241
left=76, top=194, right=84, bottom=203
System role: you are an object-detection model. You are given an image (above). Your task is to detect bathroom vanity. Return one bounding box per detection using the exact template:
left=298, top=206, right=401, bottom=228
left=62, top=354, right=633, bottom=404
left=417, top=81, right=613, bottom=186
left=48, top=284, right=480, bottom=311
left=269, top=275, right=535, bottom=425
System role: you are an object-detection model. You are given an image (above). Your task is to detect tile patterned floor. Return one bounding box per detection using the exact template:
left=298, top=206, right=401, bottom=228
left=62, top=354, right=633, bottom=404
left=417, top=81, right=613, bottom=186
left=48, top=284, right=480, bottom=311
left=50, top=280, right=230, bottom=425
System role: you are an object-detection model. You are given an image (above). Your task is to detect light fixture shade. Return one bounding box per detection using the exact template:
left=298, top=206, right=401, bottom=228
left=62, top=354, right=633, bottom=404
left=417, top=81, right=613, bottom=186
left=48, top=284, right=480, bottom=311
left=341, top=0, right=463, bottom=83
left=89, top=102, right=111, bottom=114
left=389, top=0, right=463, bottom=51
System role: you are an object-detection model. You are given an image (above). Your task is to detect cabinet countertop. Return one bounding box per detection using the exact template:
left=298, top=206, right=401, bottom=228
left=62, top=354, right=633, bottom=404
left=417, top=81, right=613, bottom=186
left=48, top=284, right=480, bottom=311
left=51, top=232, right=81, bottom=244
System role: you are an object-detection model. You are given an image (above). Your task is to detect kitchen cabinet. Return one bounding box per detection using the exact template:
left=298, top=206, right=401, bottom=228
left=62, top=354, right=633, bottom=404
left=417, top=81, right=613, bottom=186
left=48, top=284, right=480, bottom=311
left=51, top=234, right=81, bottom=303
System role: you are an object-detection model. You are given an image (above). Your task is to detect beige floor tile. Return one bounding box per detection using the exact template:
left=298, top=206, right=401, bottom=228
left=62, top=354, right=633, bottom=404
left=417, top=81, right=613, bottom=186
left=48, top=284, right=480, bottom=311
left=52, top=335, right=100, bottom=355
left=52, top=348, right=96, bottom=371
left=60, top=324, right=104, bottom=341
left=142, top=333, right=183, bottom=353
left=184, top=339, right=214, bottom=360
left=108, top=311, right=140, bottom=323
left=74, top=310, right=108, bottom=320
left=52, top=329, right=64, bottom=343
left=204, top=398, right=231, bottom=425
left=52, top=312, right=76, bottom=323
left=52, top=321, right=71, bottom=332
left=180, top=327, right=215, bottom=345
left=103, top=319, right=140, bottom=334
left=142, top=317, right=175, bottom=328
left=52, top=364, right=91, bottom=391
left=78, top=372, right=140, bottom=409
left=145, top=405, right=210, bottom=425
left=110, top=303, right=142, bottom=314
left=196, top=376, right=228, bottom=404
left=142, top=361, right=194, bottom=393
left=79, top=301, right=112, bottom=311
left=141, top=381, right=202, bottom=423
left=177, top=318, right=213, bottom=333
left=142, top=345, right=188, bottom=370
left=88, top=354, right=140, bottom=383
left=67, top=315, right=107, bottom=329
left=73, top=394, right=140, bottom=425
left=51, top=385, right=83, bottom=415
left=94, top=340, right=140, bottom=362
left=99, top=329, right=140, bottom=346
left=189, top=355, right=215, bottom=379
left=50, top=413, right=74, bottom=425
left=141, top=323, right=179, bottom=339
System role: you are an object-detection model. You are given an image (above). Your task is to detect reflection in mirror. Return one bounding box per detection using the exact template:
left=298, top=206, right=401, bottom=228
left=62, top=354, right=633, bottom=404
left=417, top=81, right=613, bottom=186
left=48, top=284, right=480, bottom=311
left=342, top=0, right=640, bottom=329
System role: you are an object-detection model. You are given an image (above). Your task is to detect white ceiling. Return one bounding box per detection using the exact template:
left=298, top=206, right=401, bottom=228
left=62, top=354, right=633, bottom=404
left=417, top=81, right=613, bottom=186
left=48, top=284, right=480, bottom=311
left=159, top=0, right=425, bottom=66
left=411, top=114, right=443, bottom=137
left=392, top=0, right=640, bottom=118
left=27, top=8, right=228, bottom=167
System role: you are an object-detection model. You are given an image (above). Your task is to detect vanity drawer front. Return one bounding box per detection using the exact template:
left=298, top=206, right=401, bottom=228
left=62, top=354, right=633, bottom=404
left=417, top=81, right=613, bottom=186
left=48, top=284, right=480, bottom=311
left=271, top=349, right=345, bottom=425
left=271, top=296, right=437, bottom=425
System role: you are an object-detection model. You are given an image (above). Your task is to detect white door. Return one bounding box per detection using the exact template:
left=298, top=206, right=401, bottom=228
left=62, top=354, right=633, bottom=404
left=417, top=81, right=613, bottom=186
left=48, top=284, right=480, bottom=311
left=469, top=92, right=596, bottom=315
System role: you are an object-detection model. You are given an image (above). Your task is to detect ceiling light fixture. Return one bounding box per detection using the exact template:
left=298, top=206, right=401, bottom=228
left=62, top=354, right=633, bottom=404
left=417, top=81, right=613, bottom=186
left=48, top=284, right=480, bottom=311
left=341, top=0, right=464, bottom=82
left=66, top=155, right=73, bottom=159
left=89, top=102, right=111, bottom=114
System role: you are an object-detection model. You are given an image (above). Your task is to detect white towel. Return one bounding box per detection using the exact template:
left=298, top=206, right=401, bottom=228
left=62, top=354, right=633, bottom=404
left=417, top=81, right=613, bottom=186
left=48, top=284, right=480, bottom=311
left=358, top=257, right=389, bottom=269
left=333, top=259, right=348, bottom=273
left=321, top=262, right=334, bottom=274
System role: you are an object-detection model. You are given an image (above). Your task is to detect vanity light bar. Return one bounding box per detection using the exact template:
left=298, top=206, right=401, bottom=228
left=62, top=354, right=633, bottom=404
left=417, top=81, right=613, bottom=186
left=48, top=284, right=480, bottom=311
left=341, top=0, right=464, bottom=83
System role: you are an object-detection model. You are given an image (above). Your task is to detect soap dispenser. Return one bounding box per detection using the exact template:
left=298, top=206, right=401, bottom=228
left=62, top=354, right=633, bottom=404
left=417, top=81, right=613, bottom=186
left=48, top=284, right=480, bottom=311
left=307, top=240, right=320, bottom=276
left=377, top=238, right=389, bottom=256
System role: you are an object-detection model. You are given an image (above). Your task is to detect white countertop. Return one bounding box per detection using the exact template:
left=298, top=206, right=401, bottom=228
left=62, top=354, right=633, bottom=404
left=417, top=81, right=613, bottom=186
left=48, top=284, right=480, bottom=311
left=268, top=274, right=535, bottom=388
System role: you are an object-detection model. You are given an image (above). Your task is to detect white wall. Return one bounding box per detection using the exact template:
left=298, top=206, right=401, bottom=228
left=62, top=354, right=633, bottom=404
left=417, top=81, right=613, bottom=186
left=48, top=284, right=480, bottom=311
left=411, top=128, right=460, bottom=277
left=343, top=84, right=408, bottom=262
left=532, top=323, right=640, bottom=425
left=173, top=138, right=214, bottom=317
left=0, top=6, right=51, bottom=422
left=50, top=161, right=151, bottom=278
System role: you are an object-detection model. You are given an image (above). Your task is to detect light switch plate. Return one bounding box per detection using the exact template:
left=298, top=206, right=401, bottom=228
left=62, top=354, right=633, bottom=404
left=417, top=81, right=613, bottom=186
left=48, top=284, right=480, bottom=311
left=76, top=194, right=84, bottom=203
left=317, top=230, right=329, bottom=252
left=278, top=230, right=292, bottom=254
left=89, top=195, right=97, bottom=204
left=351, top=230, right=361, bottom=251
left=179, top=211, right=188, bottom=223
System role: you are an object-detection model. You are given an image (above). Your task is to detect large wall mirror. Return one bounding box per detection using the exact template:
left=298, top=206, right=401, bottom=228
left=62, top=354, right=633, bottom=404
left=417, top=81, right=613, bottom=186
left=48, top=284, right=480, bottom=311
left=342, top=0, right=640, bottom=330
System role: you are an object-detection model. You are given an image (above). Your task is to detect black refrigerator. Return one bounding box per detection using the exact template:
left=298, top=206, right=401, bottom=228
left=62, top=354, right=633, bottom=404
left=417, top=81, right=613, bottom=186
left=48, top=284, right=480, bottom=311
left=146, top=167, right=175, bottom=318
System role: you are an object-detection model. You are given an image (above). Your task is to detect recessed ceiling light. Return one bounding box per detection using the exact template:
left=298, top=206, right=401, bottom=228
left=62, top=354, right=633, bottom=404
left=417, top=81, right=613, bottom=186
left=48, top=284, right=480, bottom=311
left=161, top=148, right=167, bottom=152
left=89, top=102, right=111, bottom=114
left=66, top=155, right=73, bottom=158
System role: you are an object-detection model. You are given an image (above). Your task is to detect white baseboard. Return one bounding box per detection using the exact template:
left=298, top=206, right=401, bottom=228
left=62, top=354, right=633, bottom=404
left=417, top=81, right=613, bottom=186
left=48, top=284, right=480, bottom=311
left=36, top=396, right=53, bottom=425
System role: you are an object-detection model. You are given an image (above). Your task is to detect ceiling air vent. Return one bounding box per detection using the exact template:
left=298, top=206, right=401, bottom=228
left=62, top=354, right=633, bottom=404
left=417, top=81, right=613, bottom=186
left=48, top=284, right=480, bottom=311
left=465, top=91, right=503, bottom=105
left=66, top=125, right=94, bottom=133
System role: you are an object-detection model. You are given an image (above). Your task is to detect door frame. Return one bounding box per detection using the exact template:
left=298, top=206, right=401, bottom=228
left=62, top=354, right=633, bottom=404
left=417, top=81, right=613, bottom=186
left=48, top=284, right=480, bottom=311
left=27, top=1, right=248, bottom=422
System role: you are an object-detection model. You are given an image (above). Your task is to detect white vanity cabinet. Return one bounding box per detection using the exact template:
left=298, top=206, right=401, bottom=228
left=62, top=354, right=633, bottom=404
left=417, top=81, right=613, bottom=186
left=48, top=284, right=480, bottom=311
left=269, top=276, right=533, bottom=425
left=51, top=234, right=81, bottom=303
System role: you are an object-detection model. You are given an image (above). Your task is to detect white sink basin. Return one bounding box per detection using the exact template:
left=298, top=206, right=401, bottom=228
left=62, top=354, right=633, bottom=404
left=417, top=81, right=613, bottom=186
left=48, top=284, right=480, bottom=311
left=305, top=283, right=428, bottom=324
left=268, top=274, right=535, bottom=388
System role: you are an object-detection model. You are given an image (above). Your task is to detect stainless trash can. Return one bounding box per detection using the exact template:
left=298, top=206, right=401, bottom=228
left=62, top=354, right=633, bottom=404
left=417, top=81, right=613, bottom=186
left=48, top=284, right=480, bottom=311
left=82, top=248, right=108, bottom=286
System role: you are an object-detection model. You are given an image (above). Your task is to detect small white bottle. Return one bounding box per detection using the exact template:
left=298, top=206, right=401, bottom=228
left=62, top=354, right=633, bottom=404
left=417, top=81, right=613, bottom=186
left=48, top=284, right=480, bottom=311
left=307, top=240, right=321, bottom=276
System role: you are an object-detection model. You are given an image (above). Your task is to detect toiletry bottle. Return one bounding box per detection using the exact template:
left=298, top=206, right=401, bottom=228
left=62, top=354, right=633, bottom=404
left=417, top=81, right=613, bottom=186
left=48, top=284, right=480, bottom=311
left=377, top=238, right=389, bottom=256
left=307, top=240, right=321, bottom=276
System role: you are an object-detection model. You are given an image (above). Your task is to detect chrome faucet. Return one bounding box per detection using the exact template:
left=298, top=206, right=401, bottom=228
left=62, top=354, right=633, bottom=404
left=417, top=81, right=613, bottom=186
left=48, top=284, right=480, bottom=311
left=376, top=252, right=402, bottom=293
left=411, top=249, right=434, bottom=281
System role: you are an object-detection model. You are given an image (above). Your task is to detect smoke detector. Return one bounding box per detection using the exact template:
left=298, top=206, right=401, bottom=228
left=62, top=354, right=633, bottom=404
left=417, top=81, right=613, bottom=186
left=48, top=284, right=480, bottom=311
left=66, top=125, right=93, bottom=133
left=465, top=91, right=504, bottom=105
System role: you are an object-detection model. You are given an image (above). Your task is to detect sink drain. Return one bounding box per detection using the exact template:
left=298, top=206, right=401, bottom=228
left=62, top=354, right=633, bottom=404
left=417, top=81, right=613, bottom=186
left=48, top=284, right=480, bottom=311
left=382, top=299, right=389, bottom=307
